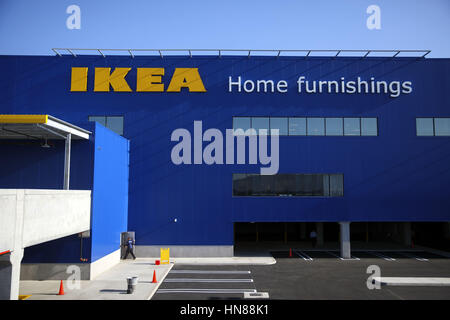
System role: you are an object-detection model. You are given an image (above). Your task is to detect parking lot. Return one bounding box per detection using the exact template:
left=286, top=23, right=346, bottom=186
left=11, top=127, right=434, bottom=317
left=153, top=249, right=450, bottom=300
left=153, top=265, right=258, bottom=300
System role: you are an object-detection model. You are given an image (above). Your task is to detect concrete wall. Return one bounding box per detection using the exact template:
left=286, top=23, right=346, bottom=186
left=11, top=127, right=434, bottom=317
left=0, top=189, right=91, bottom=252
left=90, top=248, right=121, bottom=279
left=20, top=248, right=121, bottom=281
left=20, top=263, right=91, bottom=280
left=135, top=245, right=234, bottom=257
left=0, top=189, right=91, bottom=299
left=0, top=190, right=17, bottom=253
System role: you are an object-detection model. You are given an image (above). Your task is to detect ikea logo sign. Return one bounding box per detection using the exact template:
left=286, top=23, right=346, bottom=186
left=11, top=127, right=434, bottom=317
left=70, top=67, right=207, bottom=92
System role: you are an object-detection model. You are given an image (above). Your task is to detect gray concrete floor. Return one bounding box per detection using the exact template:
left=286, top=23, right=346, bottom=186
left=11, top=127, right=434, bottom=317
left=19, top=259, right=173, bottom=300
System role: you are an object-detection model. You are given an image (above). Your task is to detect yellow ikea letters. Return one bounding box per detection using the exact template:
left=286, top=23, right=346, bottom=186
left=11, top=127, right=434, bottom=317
left=70, top=67, right=206, bottom=92
left=166, top=68, right=207, bottom=92
left=70, top=67, right=88, bottom=91
left=136, top=68, right=165, bottom=92
left=94, top=68, right=132, bottom=92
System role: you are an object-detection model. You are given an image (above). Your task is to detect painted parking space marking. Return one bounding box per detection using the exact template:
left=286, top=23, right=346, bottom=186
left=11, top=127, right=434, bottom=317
left=164, top=278, right=254, bottom=283
left=399, top=252, right=429, bottom=261
left=294, top=250, right=313, bottom=261
left=157, top=288, right=257, bottom=294
left=155, top=267, right=258, bottom=298
left=369, top=251, right=396, bottom=261
left=169, top=270, right=251, bottom=274
left=324, top=251, right=360, bottom=260
left=373, top=277, right=450, bottom=286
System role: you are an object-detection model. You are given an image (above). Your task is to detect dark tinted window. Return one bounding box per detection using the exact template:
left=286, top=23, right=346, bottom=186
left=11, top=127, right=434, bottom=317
left=233, top=173, right=343, bottom=197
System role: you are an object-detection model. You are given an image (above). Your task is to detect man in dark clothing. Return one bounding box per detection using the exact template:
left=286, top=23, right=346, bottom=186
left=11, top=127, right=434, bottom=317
left=123, top=237, right=136, bottom=260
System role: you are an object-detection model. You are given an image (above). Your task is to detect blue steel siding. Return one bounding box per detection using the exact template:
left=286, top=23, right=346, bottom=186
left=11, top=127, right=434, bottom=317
left=0, top=55, right=449, bottom=248
left=1, top=123, right=96, bottom=263
left=0, top=127, right=95, bottom=190
left=90, top=123, right=129, bottom=262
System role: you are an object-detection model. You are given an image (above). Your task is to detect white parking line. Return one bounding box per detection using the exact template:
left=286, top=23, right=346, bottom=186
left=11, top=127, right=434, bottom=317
left=369, top=251, right=396, bottom=261
left=164, top=278, right=254, bottom=283
left=325, top=251, right=360, bottom=260
left=373, top=277, right=450, bottom=286
left=399, top=252, right=429, bottom=261
left=170, top=270, right=251, bottom=274
left=294, top=250, right=313, bottom=261
left=157, top=289, right=257, bottom=294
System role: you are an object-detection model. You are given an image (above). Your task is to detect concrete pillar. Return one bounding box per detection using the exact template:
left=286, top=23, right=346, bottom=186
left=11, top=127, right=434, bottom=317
left=300, top=223, right=306, bottom=240
left=0, top=189, right=25, bottom=300
left=444, top=222, right=450, bottom=240
left=403, top=222, right=412, bottom=246
left=339, top=222, right=351, bottom=259
left=316, top=222, right=324, bottom=247
left=64, top=133, right=72, bottom=190
left=0, top=249, right=24, bottom=300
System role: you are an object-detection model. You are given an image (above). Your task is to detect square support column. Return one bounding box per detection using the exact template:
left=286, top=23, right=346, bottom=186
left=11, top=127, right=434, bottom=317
left=445, top=222, right=450, bottom=240
left=63, top=133, right=72, bottom=190
left=403, top=222, right=412, bottom=247
left=316, top=222, right=324, bottom=247
left=300, top=223, right=306, bottom=240
left=339, top=222, right=351, bottom=259
left=0, top=249, right=24, bottom=300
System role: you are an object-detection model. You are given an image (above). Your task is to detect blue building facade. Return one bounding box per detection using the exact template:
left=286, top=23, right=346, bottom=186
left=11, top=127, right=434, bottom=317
left=1, top=55, right=449, bottom=257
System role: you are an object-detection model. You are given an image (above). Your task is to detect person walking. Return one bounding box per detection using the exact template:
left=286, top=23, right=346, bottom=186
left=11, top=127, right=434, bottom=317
left=123, top=237, right=136, bottom=260
left=310, top=229, right=317, bottom=248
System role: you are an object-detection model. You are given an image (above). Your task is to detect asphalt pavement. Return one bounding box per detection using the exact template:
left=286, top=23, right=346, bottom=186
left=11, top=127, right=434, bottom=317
left=153, top=249, right=450, bottom=300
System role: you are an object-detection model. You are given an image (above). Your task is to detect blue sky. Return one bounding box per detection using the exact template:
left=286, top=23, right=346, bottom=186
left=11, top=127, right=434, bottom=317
left=0, top=0, right=449, bottom=57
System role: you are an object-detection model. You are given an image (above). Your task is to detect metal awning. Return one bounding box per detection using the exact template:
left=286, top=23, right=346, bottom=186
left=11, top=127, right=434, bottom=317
left=0, top=115, right=92, bottom=190
left=0, top=115, right=90, bottom=140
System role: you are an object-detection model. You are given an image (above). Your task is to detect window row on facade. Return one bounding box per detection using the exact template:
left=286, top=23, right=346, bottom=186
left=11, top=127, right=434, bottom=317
left=86, top=116, right=450, bottom=138
left=416, top=118, right=450, bottom=136
left=232, top=173, right=344, bottom=197
left=88, top=116, right=124, bottom=136
left=233, top=117, right=378, bottom=136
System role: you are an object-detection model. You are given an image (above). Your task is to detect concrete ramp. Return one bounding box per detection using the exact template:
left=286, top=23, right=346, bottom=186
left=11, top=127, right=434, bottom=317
left=1, top=189, right=91, bottom=252
left=0, top=189, right=91, bottom=300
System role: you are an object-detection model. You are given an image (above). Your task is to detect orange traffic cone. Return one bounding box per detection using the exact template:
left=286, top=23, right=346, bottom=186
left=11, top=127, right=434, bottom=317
left=152, top=270, right=157, bottom=283
left=58, top=280, right=65, bottom=295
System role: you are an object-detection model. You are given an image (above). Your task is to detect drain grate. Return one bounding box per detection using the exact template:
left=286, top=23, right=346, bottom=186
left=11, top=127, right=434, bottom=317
left=244, top=292, right=269, bottom=299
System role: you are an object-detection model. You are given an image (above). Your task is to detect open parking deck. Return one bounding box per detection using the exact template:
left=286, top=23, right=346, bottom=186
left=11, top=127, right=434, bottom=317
left=272, top=249, right=450, bottom=261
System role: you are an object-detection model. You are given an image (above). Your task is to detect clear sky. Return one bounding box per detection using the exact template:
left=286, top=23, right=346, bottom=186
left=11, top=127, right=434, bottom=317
left=0, top=0, right=449, bottom=57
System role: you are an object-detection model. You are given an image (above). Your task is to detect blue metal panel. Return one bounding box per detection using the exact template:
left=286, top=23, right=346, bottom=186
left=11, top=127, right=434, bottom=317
left=0, top=123, right=96, bottom=263
left=0, top=55, right=449, bottom=249
left=90, top=123, right=129, bottom=262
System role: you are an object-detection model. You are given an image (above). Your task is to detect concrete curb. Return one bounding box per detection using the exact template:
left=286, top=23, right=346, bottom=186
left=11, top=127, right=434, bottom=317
left=171, top=257, right=276, bottom=265
left=146, top=263, right=174, bottom=300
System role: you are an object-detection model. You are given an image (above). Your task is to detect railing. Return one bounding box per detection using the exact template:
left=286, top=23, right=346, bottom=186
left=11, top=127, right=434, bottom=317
left=51, top=48, right=431, bottom=58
